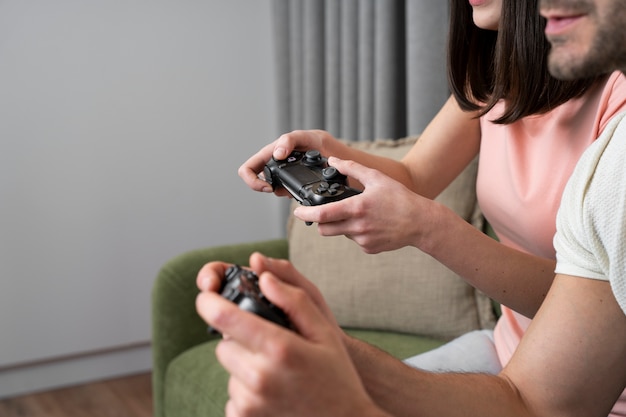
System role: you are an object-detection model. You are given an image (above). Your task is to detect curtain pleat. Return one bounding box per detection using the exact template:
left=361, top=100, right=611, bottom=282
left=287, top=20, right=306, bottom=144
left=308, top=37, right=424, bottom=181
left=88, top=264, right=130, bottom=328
left=406, top=0, right=449, bottom=135
left=358, top=0, right=375, bottom=141
left=325, top=0, right=341, bottom=136
left=374, top=0, right=406, bottom=141
left=273, top=0, right=448, bottom=142
left=303, top=1, right=325, bottom=129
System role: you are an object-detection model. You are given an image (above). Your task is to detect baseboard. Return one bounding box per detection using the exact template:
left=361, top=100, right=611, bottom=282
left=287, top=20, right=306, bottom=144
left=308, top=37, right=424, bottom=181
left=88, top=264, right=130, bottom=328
left=0, top=342, right=152, bottom=399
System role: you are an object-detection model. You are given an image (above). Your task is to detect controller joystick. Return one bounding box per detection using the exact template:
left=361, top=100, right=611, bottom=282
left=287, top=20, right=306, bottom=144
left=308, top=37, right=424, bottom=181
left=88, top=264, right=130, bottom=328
left=208, top=265, right=291, bottom=334
left=322, top=166, right=342, bottom=181
left=303, top=150, right=323, bottom=166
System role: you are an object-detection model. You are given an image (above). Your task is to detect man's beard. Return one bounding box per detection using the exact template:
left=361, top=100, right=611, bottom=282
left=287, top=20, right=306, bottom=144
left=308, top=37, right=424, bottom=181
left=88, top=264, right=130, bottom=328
left=546, top=0, right=626, bottom=79
left=549, top=28, right=626, bottom=79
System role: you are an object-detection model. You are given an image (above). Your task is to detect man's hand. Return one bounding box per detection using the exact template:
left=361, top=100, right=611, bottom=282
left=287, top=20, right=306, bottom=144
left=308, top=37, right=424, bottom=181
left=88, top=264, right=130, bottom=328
left=196, top=253, right=389, bottom=417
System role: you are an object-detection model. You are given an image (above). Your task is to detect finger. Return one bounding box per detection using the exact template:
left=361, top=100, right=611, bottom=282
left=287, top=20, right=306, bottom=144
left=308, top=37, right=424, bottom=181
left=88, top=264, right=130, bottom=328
left=248, top=253, right=338, bottom=324
left=315, top=217, right=355, bottom=238
left=224, top=398, right=239, bottom=417
left=292, top=198, right=357, bottom=226
left=291, top=204, right=323, bottom=224
left=258, top=272, right=336, bottom=343
left=196, top=290, right=290, bottom=351
left=249, top=253, right=318, bottom=295
left=226, top=377, right=262, bottom=417
left=271, top=133, right=295, bottom=160
left=196, top=261, right=232, bottom=292
left=238, top=143, right=276, bottom=193
left=217, top=339, right=266, bottom=392
left=272, top=130, right=326, bottom=160
left=328, top=156, right=381, bottom=188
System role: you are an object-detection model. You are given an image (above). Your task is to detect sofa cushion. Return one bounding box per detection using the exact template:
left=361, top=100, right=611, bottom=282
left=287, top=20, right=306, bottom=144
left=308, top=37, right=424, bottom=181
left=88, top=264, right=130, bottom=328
left=287, top=137, right=496, bottom=340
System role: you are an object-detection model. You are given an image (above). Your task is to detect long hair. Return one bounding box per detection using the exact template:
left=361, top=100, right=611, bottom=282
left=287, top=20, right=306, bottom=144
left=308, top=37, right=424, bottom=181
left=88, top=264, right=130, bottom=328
left=447, top=0, right=603, bottom=124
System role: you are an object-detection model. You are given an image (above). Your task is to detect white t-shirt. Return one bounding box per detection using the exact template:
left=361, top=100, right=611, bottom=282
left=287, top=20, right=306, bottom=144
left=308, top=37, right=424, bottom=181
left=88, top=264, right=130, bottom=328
left=554, top=111, right=626, bottom=315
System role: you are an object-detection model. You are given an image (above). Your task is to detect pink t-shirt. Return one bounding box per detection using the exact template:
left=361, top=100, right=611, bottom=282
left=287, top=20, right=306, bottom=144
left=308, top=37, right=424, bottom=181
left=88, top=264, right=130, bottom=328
left=476, top=71, right=626, bottom=365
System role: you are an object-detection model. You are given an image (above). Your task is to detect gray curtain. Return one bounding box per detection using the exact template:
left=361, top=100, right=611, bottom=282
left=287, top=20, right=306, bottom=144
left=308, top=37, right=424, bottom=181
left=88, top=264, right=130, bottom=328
left=272, top=0, right=449, bottom=141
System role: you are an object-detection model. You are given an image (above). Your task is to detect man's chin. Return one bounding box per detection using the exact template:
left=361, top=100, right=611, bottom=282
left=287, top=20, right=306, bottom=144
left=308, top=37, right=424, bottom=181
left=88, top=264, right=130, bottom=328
left=549, top=50, right=617, bottom=80
left=548, top=57, right=583, bottom=80
left=547, top=43, right=596, bottom=80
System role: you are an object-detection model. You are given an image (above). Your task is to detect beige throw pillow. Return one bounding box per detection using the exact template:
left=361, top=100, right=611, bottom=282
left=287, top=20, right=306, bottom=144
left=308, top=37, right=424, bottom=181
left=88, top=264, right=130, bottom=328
left=287, top=138, right=495, bottom=340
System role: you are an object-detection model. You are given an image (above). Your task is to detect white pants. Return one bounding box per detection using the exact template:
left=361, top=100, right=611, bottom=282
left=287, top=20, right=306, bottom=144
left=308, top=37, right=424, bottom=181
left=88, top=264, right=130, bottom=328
left=403, top=330, right=502, bottom=374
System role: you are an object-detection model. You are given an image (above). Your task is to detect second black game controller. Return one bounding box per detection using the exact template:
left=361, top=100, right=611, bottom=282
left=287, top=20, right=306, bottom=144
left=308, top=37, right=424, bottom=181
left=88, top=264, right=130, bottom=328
left=209, top=265, right=291, bottom=334
left=263, top=149, right=361, bottom=209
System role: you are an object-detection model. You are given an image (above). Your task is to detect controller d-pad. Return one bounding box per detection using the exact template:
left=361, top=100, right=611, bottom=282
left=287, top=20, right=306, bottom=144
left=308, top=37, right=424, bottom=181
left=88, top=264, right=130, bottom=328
left=316, top=182, right=330, bottom=193
left=314, top=181, right=343, bottom=195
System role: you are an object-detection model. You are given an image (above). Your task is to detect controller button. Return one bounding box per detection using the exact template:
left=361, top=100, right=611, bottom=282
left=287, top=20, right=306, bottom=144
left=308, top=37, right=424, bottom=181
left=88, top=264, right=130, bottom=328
left=286, top=151, right=302, bottom=163
left=316, top=183, right=330, bottom=194
left=304, top=150, right=323, bottom=165
left=322, top=166, right=338, bottom=180
left=328, top=183, right=341, bottom=195
left=330, top=183, right=341, bottom=190
left=262, top=166, right=274, bottom=186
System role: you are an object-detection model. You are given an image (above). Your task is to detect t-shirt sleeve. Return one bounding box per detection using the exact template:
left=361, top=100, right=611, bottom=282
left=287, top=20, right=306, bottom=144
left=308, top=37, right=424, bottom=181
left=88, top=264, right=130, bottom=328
left=554, top=112, right=626, bottom=314
left=553, top=141, right=607, bottom=281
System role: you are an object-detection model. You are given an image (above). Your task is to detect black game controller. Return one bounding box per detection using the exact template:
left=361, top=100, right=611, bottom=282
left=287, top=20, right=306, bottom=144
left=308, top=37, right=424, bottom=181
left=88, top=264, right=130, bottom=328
left=208, top=265, right=291, bottom=334
left=263, top=150, right=361, bottom=220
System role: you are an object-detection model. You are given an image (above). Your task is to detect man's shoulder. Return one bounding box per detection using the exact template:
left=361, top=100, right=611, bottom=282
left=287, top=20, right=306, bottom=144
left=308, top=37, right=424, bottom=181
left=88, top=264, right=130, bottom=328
left=575, top=110, right=626, bottom=182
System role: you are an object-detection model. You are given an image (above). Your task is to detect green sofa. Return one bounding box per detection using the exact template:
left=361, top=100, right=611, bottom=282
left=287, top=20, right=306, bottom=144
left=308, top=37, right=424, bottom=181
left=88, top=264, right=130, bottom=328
left=151, top=139, right=497, bottom=417
left=152, top=238, right=455, bottom=417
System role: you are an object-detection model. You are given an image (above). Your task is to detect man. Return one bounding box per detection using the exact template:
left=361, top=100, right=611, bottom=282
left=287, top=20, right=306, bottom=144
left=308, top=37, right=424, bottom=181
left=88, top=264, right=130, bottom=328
left=195, top=0, right=626, bottom=415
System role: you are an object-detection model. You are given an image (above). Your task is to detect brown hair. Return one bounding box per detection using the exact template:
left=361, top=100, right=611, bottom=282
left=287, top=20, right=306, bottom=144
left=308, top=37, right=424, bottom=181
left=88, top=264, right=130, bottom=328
left=447, top=0, right=603, bottom=124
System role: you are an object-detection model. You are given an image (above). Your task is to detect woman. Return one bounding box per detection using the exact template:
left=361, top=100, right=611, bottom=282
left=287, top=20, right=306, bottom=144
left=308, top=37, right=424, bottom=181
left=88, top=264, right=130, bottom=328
left=237, top=0, right=626, bottom=414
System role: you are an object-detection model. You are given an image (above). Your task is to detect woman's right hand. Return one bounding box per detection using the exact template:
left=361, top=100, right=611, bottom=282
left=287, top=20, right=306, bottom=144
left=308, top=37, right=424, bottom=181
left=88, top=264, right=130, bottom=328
left=238, top=129, right=337, bottom=193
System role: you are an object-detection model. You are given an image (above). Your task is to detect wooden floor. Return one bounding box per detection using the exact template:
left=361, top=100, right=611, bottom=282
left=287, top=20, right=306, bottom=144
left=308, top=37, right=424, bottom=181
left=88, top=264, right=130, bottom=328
left=0, top=373, right=152, bottom=417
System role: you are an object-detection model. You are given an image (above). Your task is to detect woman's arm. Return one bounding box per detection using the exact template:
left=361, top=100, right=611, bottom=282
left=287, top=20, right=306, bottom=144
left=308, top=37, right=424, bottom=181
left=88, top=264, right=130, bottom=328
left=239, top=96, right=482, bottom=198
left=295, top=158, right=554, bottom=317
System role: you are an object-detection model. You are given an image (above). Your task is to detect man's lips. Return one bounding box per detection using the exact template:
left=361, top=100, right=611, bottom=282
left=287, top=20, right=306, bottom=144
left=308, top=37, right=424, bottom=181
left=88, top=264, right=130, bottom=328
left=542, top=13, right=585, bottom=36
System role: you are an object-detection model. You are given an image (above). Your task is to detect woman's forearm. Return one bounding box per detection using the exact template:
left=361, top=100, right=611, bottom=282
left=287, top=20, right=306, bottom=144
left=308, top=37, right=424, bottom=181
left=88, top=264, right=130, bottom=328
left=417, top=203, right=555, bottom=318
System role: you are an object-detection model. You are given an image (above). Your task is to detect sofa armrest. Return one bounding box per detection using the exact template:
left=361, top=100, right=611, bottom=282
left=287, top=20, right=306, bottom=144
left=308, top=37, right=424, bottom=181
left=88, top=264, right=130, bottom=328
left=151, top=238, right=289, bottom=417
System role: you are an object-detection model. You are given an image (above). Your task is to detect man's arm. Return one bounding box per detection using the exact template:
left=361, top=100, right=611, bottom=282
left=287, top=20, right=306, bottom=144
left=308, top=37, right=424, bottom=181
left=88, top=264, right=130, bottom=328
left=197, top=254, right=626, bottom=417
left=347, top=274, right=626, bottom=417
left=503, top=274, right=626, bottom=416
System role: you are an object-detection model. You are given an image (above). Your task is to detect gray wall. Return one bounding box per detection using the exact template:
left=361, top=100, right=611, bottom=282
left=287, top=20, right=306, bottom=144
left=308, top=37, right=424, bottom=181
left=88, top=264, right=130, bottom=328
left=0, top=0, right=282, bottom=397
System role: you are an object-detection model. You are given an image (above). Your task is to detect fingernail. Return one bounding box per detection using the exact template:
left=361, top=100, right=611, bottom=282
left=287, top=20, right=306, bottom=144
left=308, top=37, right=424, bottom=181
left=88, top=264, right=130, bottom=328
left=275, top=147, right=288, bottom=159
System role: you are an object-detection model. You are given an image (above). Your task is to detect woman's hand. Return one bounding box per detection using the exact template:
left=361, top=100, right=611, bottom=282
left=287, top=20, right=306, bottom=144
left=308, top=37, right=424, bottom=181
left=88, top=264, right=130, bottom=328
left=238, top=130, right=338, bottom=194
left=293, top=157, right=446, bottom=254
